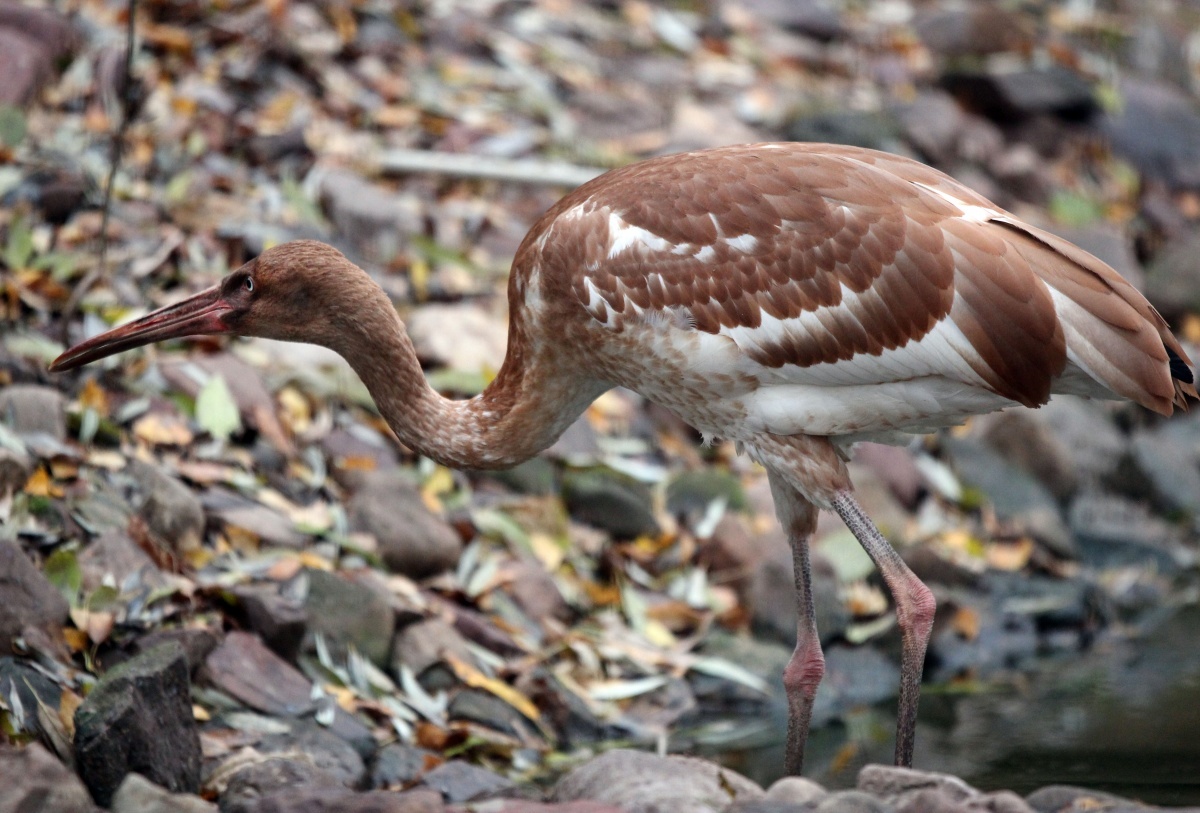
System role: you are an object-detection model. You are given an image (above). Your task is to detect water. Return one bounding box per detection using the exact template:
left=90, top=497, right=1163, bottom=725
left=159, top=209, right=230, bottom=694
left=700, top=606, right=1200, bottom=805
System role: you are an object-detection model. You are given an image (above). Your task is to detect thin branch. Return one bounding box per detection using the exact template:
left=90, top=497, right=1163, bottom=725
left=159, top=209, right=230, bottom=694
left=60, top=0, right=139, bottom=345
left=377, top=148, right=605, bottom=188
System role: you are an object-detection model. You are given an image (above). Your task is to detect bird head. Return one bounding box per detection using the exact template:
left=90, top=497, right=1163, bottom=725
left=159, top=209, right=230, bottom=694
left=50, top=240, right=362, bottom=372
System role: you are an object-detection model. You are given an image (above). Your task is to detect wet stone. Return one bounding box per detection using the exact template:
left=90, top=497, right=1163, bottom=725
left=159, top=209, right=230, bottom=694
left=553, top=749, right=764, bottom=813
left=371, top=742, right=439, bottom=789
left=421, top=759, right=516, bottom=803
left=74, top=642, right=202, bottom=807
left=110, top=772, right=217, bottom=813
left=562, top=469, right=659, bottom=539
left=348, top=470, right=463, bottom=579
left=0, top=741, right=99, bottom=813
left=302, top=568, right=394, bottom=667
left=259, top=718, right=367, bottom=788
left=130, top=460, right=206, bottom=554
left=0, top=384, right=66, bottom=440
left=0, top=541, right=70, bottom=657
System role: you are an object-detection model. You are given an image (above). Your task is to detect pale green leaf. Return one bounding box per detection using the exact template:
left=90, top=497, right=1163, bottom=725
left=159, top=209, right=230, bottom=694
left=196, top=374, right=242, bottom=440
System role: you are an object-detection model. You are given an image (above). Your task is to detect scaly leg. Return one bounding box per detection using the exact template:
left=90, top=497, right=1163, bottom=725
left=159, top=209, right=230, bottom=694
left=767, top=470, right=824, bottom=776
left=831, top=489, right=935, bottom=768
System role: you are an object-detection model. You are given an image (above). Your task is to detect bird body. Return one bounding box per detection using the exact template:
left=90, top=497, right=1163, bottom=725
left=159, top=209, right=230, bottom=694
left=52, top=142, right=1196, bottom=774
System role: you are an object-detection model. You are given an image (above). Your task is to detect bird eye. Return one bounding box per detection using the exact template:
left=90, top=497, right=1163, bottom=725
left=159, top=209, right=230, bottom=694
left=244, top=276, right=254, bottom=293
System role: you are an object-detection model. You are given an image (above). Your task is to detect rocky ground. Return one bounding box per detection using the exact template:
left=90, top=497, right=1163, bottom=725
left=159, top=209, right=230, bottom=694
left=2, top=0, right=1200, bottom=810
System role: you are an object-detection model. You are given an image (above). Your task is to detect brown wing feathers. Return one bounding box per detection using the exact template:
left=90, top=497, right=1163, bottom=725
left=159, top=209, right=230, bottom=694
left=533, top=143, right=1192, bottom=414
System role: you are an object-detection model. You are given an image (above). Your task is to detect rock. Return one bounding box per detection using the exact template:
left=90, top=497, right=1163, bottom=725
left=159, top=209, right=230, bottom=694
left=504, top=560, right=570, bottom=624
left=231, top=583, right=308, bottom=660
left=392, top=617, right=475, bottom=682
left=0, top=2, right=76, bottom=60
left=561, top=469, right=659, bottom=538
left=202, top=488, right=307, bottom=549
left=666, top=469, right=749, bottom=517
left=348, top=470, right=463, bottom=579
left=1024, top=785, right=1143, bottom=813
left=763, top=776, right=827, bottom=805
left=1034, top=398, right=1128, bottom=488
left=421, top=760, right=515, bottom=803
left=970, top=410, right=1077, bottom=502
left=852, top=443, right=925, bottom=509
left=0, top=443, right=33, bottom=494
left=813, top=790, right=892, bottom=813
left=943, top=438, right=1075, bottom=559
left=370, top=742, right=440, bottom=789
left=0, top=656, right=62, bottom=739
left=895, top=91, right=967, bottom=164
left=895, top=789, right=968, bottom=813
left=0, top=27, right=54, bottom=107
left=1043, top=224, right=1144, bottom=291
left=110, top=772, right=217, bottom=813
left=859, top=765, right=978, bottom=803
left=925, top=594, right=1037, bottom=683
left=160, top=355, right=292, bottom=454
left=0, top=384, right=65, bottom=440
left=251, top=787, right=444, bottom=813
left=218, top=758, right=346, bottom=813
left=78, top=528, right=166, bottom=593
left=321, top=427, right=399, bottom=490
left=698, top=513, right=761, bottom=597
left=734, top=0, right=844, bottom=41
left=0, top=741, right=98, bottom=813
left=553, top=750, right=763, bottom=813
left=692, top=630, right=790, bottom=711
left=259, top=719, right=366, bottom=788
left=972, top=792, right=1035, bottom=813
left=787, top=110, right=903, bottom=153
left=941, top=68, right=1097, bottom=123
left=822, top=644, right=901, bottom=715
left=749, top=532, right=849, bottom=646
left=625, top=676, right=697, bottom=730
left=200, top=631, right=375, bottom=755
left=408, top=302, right=508, bottom=374
left=302, top=568, right=394, bottom=667
left=913, top=6, right=1031, bottom=57
left=0, top=541, right=69, bottom=656
left=481, top=803, right=625, bottom=813
left=130, top=460, right=206, bottom=554
left=131, top=627, right=220, bottom=674
left=1146, top=230, right=1200, bottom=316
left=1129, top=428, right=1200, bottom=516
left=319, top=169, right=422, bottom=261
left=74, top=642, right=202, bottom=807
left=1101, top=78, right=1200, bottom=190
left=1068, top=493, right=1188, bottom=574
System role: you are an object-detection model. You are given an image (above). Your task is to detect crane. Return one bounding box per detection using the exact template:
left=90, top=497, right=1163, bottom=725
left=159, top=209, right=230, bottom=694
left=51, top=143, right=1196, bottom=774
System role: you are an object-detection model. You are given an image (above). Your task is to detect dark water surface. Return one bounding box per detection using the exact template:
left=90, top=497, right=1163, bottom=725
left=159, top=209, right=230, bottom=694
left=699, top=606, right=1200, bottom=806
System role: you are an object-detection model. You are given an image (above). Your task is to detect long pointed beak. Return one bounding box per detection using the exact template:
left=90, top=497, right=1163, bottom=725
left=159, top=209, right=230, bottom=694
left=50, top=285, right=233, bottom=372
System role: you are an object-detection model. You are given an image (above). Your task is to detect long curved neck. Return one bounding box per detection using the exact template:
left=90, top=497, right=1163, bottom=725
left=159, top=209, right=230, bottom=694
left=331, top=293, right=603, bottom=470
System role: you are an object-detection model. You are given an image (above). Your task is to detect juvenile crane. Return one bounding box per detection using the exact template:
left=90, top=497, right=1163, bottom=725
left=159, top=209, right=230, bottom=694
left=52, top=143, right=1196, bottom=773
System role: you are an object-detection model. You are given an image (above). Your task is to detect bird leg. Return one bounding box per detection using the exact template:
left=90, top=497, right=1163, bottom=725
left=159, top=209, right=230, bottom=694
left=831, top=490, right=935, bottom=768
left=767, top=471, right=823, bottom=776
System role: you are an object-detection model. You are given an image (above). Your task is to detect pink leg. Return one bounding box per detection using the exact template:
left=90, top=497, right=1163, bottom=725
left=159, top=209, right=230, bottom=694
left=767, top=472, right=824, bottom=776
left=831, top=489, right=935, bottom=767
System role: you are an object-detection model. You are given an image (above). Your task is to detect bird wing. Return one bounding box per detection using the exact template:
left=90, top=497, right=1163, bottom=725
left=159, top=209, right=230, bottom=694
left=530, top=143, right=1185, bottom=415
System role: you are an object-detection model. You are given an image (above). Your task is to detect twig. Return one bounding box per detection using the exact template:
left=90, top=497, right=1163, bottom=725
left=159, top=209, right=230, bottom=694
left=60, top=0, right=139, bottom=345
left=377, top=148, right=605, bottom=188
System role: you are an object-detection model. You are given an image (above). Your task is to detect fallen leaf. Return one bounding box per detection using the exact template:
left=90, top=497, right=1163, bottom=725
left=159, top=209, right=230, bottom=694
left=442, top=652, right=541, bottom=723
left=196, top=374, right=242, bottom=441
left=133, top=413, right=193, bottom=446
left=986, top=538, right=1034, bottom=571
left=23, top=467, right=62, bottom=498
left=79, top=378, right=110, bottom=417
left=953, top=606, right=981, bottom=641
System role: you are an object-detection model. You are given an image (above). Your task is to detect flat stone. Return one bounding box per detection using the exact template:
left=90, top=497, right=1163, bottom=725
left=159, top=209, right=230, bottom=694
left=392, top=617, right=475, bottom=680
left=449, top=688, right=536, bottom=740
left=764, top=776, right=828, bottom=805
left=1068, top=493, right=1188, bottom=574
left=74, top=642, right=202, bottom=807
left=202, top=488, right=307, bottom=548
left=970, top=410, right=1077, bottom=502
left=561, top=469, right=659, bottom=539
left=160, top=355, right=291, bottom=454
left=553, top=750, right=763, bottom=813
left=200, top=631, right=374, bottom=755
left=78, top=528, right=167, bottom=593
left=749, top=533, right=848, bottom=647
left=422, top=759, right=515, bottom=803
left=859, top=765, right=979, bottom=803
left=0, top=541, right=69, bottom=656
left=0, top=384, right=65, bottom=440
left=408, top=302, right=508, bottom=373
left=370, top=742, right=440, bottom=789
left=302, top=568, right=394, bottom=667
left=0, top=27, right=53, bottom=107
left=219, top=757, right=345, bottom=813
left=259, top=719, right=366, bottom=788
left=348, top=470, right=463, bottom=579
left=1024, top=785, right=1145, bottom=813
left=1130, top=428, right=1200, bottom=515
left=814, top=790, right=893, bottom=813
left=251, top=787, right=444, bottom=813
left=319, top=169, right=422, bottom=260
left=232, top=583, right=308, bottom=660
left=941, top=68, right=1097, bottom=122
left=504, top=560, right=570, bottom=624
left=970, top=791, right=1036, bottom=813
left=0, top=741, right=98, bottom=813
left=130, top=460, right=206, bottom=554
left=1101, top=78, right=1200, bottom=189
left=110, top=772, right=217, bottom=813
left=1033, top=397, right=1127, bottom=488
left=896, top=789, right=970, bottom=813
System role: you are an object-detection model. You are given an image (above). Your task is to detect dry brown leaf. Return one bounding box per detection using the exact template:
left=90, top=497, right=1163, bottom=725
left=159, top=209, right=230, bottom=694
left=23, top=467, right=62, bottom=498
left=79, top=378, right=110, bottom=417
left=986, top=538, right=1034, bottom=572
left=952, top=606, right=981, bottom=641
left=132, top=413, right=193, bottom=446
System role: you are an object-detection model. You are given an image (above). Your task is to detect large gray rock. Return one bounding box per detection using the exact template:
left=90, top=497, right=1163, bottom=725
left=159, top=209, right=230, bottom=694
left=553, top=749, right=763, bottom=813
left=0, top=541, right=69, bottom=656
left=259, top=719, right=366, bottom=789
left=348, top=470, right=463, bottom=579
left=0, top=741, right=98, bottom=813
left=303, top=568, right=394, bottom=667
left=111, top=772, right=217, bottom=813
left=0, top=384, right=65, bottom=439
left=74, top=642, right=202, bottom=807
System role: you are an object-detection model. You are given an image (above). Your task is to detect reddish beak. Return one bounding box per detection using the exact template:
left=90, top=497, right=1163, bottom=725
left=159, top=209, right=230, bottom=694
left=50, top=285, right=232, bottom=373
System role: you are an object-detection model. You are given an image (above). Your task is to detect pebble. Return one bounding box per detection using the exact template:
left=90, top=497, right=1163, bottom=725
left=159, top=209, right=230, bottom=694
left=392, top=616, right=476, bottom=681
left=302, top=567, right=395, bottom=667
left=348, top=470, right=464, bottom=579
left=764, top=776, right=828, bottom=805
left=0, top=541, right=70, bottom=657
left=421, top=759, right=516, bottom=803
left=232, top=582, right=309, bottom=660
left=110, top=772, right=217, bottom=813
left=0, top=384, right=66, bottom=440
left=129, top=460, right=206, bottom=554
left=561, top=469, right=660, bottom=538
left=370, top=742, right=440, bottom=789
left=77, top=528, right=167, bottom=593
left=259, top=719, right=367, bottom=788
left=0, top=741, right=98, bottom=813
left=219, top=757, right=345, bottom=813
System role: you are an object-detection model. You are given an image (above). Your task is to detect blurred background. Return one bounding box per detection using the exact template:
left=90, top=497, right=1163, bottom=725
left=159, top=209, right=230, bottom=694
left=2, top=0, right=1200, bottom=806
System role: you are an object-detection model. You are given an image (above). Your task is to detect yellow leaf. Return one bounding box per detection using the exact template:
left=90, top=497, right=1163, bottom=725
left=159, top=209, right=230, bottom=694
left=79, top=378, right=110, bottom=417
left=23, top=466, right=61, bottom=497
left=443, top=652, right=541, bottom=723
left=62, top=627, right=89, bottom=653
left=85, top=450, right=126, bottom=471
left=58, top=689, right=82, bottom=739
left=529, top=532, right=565, bottom=571
left=298, top=551, right=333, bottom=571
left=986, top=538, right=1034, bottom=572
left=277, top=386, right=311, bottom=434
left=952, top=606, right=981, bottom=641
left=192, top=704, right=211, bottom=722
left=324, top=683, right=356, bottom=712
left=132, top=413, right=193, bottom=446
